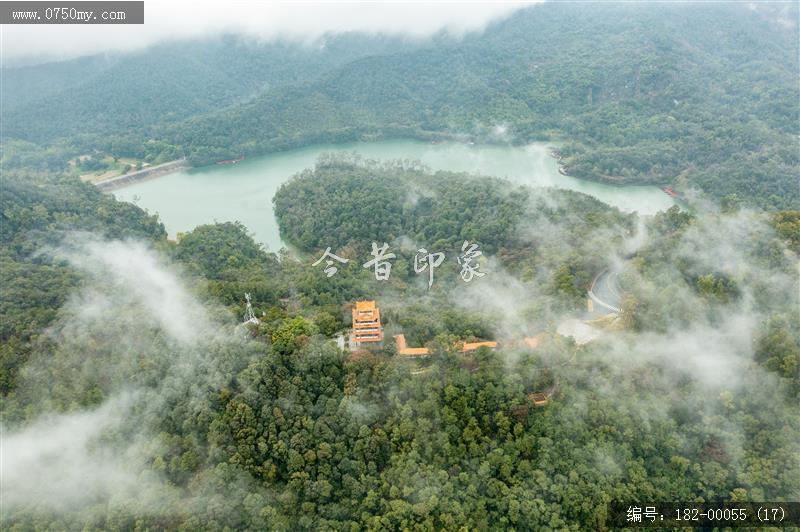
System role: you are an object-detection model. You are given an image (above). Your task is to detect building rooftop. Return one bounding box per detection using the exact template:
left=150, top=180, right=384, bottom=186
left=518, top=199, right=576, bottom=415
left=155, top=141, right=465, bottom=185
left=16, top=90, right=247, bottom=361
left=352, top=300, right=383, bottom=343
left=528, top=392, right=549, bottom=407
left=460, top=341, right=498, bottom=352
left=354, top=300, right=377, bottom=312
left=393, top=334, right=430, bottom=357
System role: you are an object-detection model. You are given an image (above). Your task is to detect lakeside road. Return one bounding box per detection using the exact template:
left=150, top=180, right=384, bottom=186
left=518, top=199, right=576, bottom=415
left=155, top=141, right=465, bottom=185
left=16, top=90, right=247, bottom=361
left=95, top=158, right=190, bottom=192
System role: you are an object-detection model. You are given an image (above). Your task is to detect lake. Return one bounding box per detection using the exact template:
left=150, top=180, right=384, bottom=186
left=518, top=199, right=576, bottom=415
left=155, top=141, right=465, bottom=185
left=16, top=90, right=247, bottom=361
left=113, top=139, right=676, bottom=251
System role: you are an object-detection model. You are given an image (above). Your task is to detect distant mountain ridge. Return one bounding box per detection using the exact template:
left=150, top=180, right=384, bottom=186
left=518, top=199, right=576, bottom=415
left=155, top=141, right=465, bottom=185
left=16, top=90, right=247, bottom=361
left=2, top=2, right=798, bottom=209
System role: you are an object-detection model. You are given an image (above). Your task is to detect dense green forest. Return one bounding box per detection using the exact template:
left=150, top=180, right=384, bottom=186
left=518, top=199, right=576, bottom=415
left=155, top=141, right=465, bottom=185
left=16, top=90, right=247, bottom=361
left=2, top=1, right=799, bottom=528
left=273, top=156, right=632, bottom=308
left=2, top=2, right=798, bottom=208
left=2, top=167, right=798, bottom=529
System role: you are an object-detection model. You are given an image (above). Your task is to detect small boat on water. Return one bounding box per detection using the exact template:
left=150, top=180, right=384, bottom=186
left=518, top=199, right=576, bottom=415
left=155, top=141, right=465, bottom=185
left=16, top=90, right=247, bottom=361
left=662, top=186, right=680, bottom=198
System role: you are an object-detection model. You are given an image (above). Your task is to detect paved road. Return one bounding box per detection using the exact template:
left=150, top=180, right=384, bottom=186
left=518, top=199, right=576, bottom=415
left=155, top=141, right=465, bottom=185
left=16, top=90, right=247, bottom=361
left=588, top=268, right=622, bottom=314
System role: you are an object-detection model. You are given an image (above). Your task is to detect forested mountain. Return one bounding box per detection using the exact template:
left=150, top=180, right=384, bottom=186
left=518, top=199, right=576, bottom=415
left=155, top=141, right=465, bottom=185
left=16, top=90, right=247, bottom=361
left=2, top=33, right=420, bottom=144
left=174, top=2, right=798, bottom=208
left=3, top=2, right=798, bottom=209
left=2, top=168, right=798, bottom=529
left=0, top=175, right=166, bottom=393
left=2, top=2, right=799, bottom=528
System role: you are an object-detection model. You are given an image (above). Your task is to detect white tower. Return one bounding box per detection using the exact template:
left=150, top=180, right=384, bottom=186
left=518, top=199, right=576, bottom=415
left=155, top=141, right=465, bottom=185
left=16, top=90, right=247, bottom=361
left=244, top=293, right=259, bottom=325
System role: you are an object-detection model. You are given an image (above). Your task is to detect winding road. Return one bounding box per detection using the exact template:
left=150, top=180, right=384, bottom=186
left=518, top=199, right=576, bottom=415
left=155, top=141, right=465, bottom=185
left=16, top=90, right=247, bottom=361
left=588, top=268, right=623, bottom=314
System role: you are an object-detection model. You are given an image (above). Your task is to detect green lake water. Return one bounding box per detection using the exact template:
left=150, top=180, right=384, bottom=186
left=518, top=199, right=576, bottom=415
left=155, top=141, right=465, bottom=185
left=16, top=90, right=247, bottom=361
left=113, top=139, right=675, bottom=251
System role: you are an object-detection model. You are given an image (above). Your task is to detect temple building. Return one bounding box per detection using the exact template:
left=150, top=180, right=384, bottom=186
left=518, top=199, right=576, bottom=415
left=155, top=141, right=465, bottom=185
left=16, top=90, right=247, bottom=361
left=528, top=392, right=550, bottom=407
left=460, top=340, right=498, bottom=352
left=393, top=334, right=430, bottom=357
left=351, top=300, right=383, bottom=344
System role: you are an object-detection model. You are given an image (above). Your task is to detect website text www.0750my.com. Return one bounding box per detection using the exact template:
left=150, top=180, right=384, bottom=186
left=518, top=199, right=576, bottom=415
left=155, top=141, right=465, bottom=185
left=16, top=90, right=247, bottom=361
left=1, top=1, right=144, bottom=24
left=11, top=7, right=125, bottom=22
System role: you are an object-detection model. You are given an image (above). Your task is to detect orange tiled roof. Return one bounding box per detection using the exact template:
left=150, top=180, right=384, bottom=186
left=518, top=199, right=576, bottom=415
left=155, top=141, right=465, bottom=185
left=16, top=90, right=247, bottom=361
left=393, top=334, right=430, bottom=356
left=460, top=341, right=498, bottom=352
left=398, top=347, right=431, bottom=356
left=528, top=392, right=549, bottom=406
left=352, top=300, right=383, bottom=343
left=355, top=300, right=376, bottom=312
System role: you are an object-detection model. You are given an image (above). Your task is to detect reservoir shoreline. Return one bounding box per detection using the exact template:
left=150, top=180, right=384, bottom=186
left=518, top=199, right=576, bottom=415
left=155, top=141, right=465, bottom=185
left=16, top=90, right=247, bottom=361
left=111, top=139, right=676, bottom=251
left=97, top=139, right=666, bottom=194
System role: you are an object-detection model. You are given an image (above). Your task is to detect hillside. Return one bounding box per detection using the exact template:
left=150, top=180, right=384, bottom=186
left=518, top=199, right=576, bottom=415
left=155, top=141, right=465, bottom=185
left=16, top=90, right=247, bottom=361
left=3, top=2, right=800, bottom=528
left=176, top=2, right=798, bottom=208
left=2, top=2, right=798, bottom=209
left=2, top=169, right=798, bottom=529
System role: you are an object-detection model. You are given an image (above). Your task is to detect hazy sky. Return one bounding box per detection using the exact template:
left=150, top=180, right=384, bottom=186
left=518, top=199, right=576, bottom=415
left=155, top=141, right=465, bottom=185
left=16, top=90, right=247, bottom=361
left=1, top=1, right=534, bottom=65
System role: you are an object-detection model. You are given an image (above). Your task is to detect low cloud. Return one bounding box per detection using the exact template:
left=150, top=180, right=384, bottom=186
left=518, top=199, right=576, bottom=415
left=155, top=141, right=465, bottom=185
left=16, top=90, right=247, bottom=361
left=52, top=236, right=214, bottom=345
left=2, top=1, right=533, bottom=64
left=3, top=393, right=180, bottom=513
left=3, top=235, right=246, bottom=515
